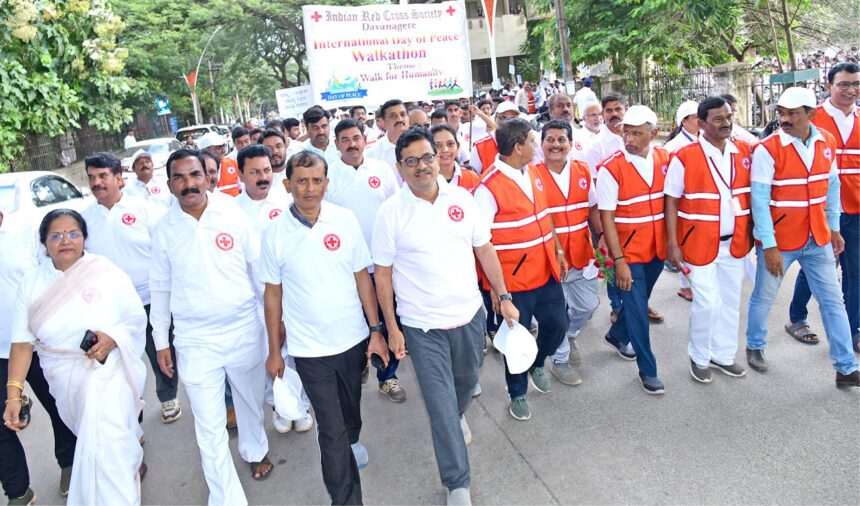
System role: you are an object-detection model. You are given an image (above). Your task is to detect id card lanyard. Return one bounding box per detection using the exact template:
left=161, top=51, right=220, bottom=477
left=705, top=152, right=742, bottom=216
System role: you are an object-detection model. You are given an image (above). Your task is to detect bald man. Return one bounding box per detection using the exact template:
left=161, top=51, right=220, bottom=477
left=409, top=108, right=430, bottom=129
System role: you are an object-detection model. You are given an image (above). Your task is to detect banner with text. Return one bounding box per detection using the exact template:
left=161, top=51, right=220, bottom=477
left=302, top=2, right=472, bottom=108
left=275, top=85, right=314, bottom=119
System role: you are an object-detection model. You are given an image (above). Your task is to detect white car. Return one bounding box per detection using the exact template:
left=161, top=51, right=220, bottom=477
left=120, top=137, right=181, bottom=182
left=175, top=124, right=233, bottom=150
left=0, top=171, right=88, bottom=230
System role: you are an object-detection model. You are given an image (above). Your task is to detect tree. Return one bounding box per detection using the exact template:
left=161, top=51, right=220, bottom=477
left=0, top=0, right=137, bottom=172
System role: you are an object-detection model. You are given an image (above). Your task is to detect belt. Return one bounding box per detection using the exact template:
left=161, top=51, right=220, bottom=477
left=720, top=234, right=733, bottom=241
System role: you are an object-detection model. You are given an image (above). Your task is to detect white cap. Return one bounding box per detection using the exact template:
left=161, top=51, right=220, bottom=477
left=772, top=87, right=817, bottom=109
left=675, top=100, right=699, bottom=125
left=495, top=101, right=520, bottom=116
left=131, top=149, right=151, bottom=165
left=620, top=105, right=658, bottom=128
left=492, top=321, right=538, bottom=374
left=197, top=132, right=226, bottom=150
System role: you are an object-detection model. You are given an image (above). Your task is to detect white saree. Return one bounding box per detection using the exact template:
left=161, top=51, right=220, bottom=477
left=11, top=253, right=147, bottom=506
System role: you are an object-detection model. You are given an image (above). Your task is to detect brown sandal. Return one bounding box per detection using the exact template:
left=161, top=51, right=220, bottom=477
left=647, top=307, right=664, bottom=323
left=250, top=455, right=273, bottom=480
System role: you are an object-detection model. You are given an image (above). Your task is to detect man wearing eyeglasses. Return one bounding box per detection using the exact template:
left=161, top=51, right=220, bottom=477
left=783, top=62, right=860, bottom=354
left=473, top=118, right=569, bottom=421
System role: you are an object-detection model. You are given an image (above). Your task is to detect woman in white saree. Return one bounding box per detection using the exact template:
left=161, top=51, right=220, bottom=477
left=3, top=209, right=147, bottom=506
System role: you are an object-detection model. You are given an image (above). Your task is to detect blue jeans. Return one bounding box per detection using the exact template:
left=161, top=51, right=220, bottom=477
left=746, top=238, right=858, bottom=374
left=607, top=257, right=663, bottom=378
left=790, top=214, right=860, bottom=342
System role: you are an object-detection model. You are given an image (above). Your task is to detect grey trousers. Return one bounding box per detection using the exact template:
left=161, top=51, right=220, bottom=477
left=552, top=267, right=600, bottom=363
left=402, top=308, right=484, bottom=491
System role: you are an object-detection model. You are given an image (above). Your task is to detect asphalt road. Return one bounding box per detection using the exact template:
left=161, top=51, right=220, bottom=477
left=13, top=263, right=860, bottom=505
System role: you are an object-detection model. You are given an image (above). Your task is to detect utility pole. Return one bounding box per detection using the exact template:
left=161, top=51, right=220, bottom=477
left=208, top=59, right=217, bottom=123
left=190, top=25, right=222, bottom=124
left=554, top=0, right=573, bottom=88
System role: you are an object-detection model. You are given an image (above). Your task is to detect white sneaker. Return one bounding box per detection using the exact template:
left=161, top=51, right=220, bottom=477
left=472, top=383, right=482, bottom=397
left=447, top=487, right=472, bottom=506
left=292, top=411, right=314, bottom=432
left=460, top=415, right=471, bottom=446
left=272, top=409, right=292, bottom=434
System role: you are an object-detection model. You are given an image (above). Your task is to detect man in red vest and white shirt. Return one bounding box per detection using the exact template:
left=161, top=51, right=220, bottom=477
left=474, top=118, right=569, bottom=421
left=784, top=62, right=860, bottom=352
left=664, top=97, right=753, bottom=384
left=469, top=101, right=521, bottom=174
left=534, top=120, right=603, bottom=387
left=198, top=132, right=241, bottom=196
left=596, top=105, right=670, bottom=395
left=745, top=86, right=859, bottom=388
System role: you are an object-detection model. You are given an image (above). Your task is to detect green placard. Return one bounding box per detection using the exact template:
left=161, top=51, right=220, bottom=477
left=769, top=69, right=820, bottom=85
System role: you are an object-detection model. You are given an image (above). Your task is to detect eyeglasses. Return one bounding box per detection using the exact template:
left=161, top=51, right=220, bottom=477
left=400, top=154, right=436, bottom=168
left=47, top=231, right=83, bottom=243
left=834, top=81, right=860, bottom=90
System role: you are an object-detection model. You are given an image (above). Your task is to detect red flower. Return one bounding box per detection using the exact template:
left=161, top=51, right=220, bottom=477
left=598, top=246, right=608, bottom=257
left=605, top=260, right=614, bottom=268
left=597, top=271, right=604, bottom=279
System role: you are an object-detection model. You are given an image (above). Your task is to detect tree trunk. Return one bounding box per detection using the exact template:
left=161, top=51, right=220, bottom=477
left=763, top=0, right=784, bottom=73
left=779, top=0, right=797, bottom=71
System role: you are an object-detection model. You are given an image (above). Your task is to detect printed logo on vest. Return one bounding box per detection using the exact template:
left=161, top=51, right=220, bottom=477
left=742, top=157, right=751, bottom=170
left=269, top=209, right=282, bottom=220
left=227, top=166, right=236, bottom=175
left=121, top=213, right=136, bottom=225
left=823, top=148, right=832, bottom=161
left=578, top=177, right=588, bottom=190
left=661, top=165, right=668, bottom=175
left=215, top=233, right=234, bottom=251
left=323, top=233, right=341, bottom=251
left=448, top=205, right=464, bottom=222
left=535, top=178, right=544, bottom=191
left=368, top=176, right=381, bottom=189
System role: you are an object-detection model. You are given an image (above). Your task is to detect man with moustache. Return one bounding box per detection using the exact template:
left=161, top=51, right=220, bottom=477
left=124, top=150, right=172, bottom=207
left=260, top=128, right=297, bottom=203
left=744, top=87, right=859, bottom=387
left=366, top=99, right=410, bottom=185
left=535, top=94, right=590, bottom=164
left=80, top=152, right=180, bottom=423
left=580, top=102, right=603, bottom=140
left=199, top=132, right=241, bottom=196
left=202, top=151, right=221, bottom=193
left=326, top=119, right=404, bottom=403
left=664, top=97, right=753, bottom=384
left=262, top=151, right=388, bottom=504
left=302, top=106, right=338, bottom=161
left=151, top=149, right=272, bottom=504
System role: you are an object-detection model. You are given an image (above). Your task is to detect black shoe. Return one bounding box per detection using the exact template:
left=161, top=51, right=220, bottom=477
left=689, top=359, right=712, bottom=383
left=639, top=374, right=665, bottom=395
left=709, top=360, right=746, bottom=377
left=604, top=333, right=636, bottom=361
left=746, top=348, right=768, bottom=372
left=836, top=370, right=860, bottom=388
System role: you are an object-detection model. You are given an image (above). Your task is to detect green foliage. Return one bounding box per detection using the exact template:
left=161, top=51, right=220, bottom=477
left=0, top=0, right=137, bottom=172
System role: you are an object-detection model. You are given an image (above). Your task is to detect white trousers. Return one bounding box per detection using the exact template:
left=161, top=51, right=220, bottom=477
left=176, top=326, right=269, bottom=506
left=686, top=241, right=745, bottom=367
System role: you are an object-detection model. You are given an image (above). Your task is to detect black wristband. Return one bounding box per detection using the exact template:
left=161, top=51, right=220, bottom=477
left=613, top=255, right=625, bottom=261
left=368, top=324, right=384, bottom=333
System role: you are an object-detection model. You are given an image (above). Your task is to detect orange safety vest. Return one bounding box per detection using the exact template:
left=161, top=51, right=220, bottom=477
left=759, top=131, right=836, bottom=251
left=527, top=91, right=536, bottom=114
left=602, top=148, right=669, bottom=263
left=456, top=167, right=481, bottom=191
left=474, top=135, right=499, bottom=172
left=218, top=158, right=241, bottom=196
left=812, top=104, right=860, bottom=214
left=674, top=141, right=753, bottom=266
left=479, top=163, right=560, bottom=292
left=534, top=161, right=593, bottom=269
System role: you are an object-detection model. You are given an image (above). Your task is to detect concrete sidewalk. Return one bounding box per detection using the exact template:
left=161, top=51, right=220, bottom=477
left=15, top=264, right=860, bottom=505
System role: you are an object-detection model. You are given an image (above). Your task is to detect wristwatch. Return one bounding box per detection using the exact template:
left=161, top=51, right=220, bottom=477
left=556, top=249, right=564, bottom=255
left=497, top=293, right=512, bottom=302
left=368, top=324, right=384, bottom=333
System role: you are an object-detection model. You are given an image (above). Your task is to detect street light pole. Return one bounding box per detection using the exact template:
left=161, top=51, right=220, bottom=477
left=554, top=0, right=573, bottom=87
left=192, top=25, right=223, bottom=124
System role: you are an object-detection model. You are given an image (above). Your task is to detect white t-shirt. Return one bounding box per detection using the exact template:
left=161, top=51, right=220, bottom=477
left=664, top=138, right=740, bottom=236
left=546, top=161, right=598, bottom=205
left=372, top=178, right=490, bottom=329
left=260, top=202, right=371, bottom=358
left=596, top=148, right=657, bottom=211
left=234, top=191, right=287, bottom=238
left=124, top=177, right=172, bottom=208
left=663, top=128, right=698, bottom=154
left=81, top=194, right=165, bottom=305
left=573, top=87, right=597, bottom=118
left=365, top=134, right=402, bottom=186
left=0, top=225, right=39, bottom=358
left=584, top=124, right=624, bottom=178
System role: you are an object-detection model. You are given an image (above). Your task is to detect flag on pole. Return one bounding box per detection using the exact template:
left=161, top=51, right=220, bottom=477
left=481, top=0, right=496, bottom=37
left=184, top=69, right=198, bottom=88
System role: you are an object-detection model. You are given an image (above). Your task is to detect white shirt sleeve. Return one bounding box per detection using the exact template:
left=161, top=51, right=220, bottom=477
left=349, top=212, right=373, bottom=272
left=829, top=156, right=839, bottom=176
left=10, top=280, right=35, bottom=345
left=149, top=290, right=171, bottom=350
left=596, top=168, right=620, bottom=211
left=467, top=195, right=492, bottom=247
left=259, top=225, right=281, bottom=285
left=588, top=184, right=597, bottom=207
left=470, top=145, right=484, bottom=174
left=472, top=184, right=498, bottom=228
left=750, top=144, right=775, bottom=185
left=663, top=156, right=686, bottom=198
left=584, top=144, right=603, bottom=179
left=148, top=228, right=171, bottom=292
left=370, top=202, right=396, bottom=267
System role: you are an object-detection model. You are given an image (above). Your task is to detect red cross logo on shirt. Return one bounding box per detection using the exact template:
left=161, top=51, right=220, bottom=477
left=534, top=178, right=544, bottom=192
left=215, top=233, right=234, bottom=251
left=578, top=177, right=588, bottom=190
left=742, top=157, right=751, bottom=170
left=823, top=148, right=833, bottom=161
left=574, top=141, right=583, bottom=151
left=368, top=176, right=381, bottom=189
left=448, top=205, right=464, bottom=222
left=323, top=233, right=341, bottom=251
left=227, top=166, right=236, bottom=175
left=661, top=165, right=668, bottom=175
left=311, top=11, right=322, bottom=22
left=121, top=213, right=136, bottom=225
left=81, top=287, right=100, bottom=303
left=446, top=5, right=456, bottom=15
left=269, top=208, right=282, bottom=220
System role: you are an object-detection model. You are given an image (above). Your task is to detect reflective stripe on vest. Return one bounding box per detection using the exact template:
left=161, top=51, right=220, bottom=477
left=673, top=141, right=753, bottom=265
left=479, top=163, right=560, bottom=292
left=602, top=149, right=669, bottom=263
left=534, top=161, right=594, bottom=269
left=760, top=132, right=834, bottom=250
left=812, top=105, right=860, bottom=214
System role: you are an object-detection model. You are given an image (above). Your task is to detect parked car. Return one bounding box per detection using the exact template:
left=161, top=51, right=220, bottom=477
left=0, top=171, right=88, bottom=230
left=175, top=124, right=232, bottom=150
left=120, top=137, right=181, bottom=182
